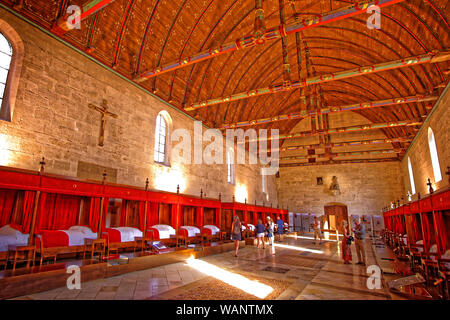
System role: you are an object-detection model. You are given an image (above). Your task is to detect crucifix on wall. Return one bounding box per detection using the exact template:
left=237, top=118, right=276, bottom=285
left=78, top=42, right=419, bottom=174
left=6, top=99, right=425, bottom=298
left=88, top=99, right=118, bottom=146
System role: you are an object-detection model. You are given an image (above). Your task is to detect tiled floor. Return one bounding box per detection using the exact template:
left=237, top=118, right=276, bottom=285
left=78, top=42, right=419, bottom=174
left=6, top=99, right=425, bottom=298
left=14, top=234, right=405, bottom=300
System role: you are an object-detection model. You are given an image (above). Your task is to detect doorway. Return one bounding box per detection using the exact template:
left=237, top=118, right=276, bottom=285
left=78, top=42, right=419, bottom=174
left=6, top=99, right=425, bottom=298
left=324, top=203, right=349, bottom=233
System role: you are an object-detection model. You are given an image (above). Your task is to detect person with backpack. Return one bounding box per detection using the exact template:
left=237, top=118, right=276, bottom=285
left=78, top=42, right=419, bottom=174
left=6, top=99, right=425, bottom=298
left=230, top=215, right=242, bottom=257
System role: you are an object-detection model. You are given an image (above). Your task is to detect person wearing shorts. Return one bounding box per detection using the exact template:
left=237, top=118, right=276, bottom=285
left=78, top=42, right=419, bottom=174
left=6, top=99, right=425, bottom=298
left=256, top=219, right=266, bottom=249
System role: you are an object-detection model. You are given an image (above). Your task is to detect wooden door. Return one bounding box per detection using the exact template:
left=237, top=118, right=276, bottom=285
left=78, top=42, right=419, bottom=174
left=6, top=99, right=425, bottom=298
left=324, top=205, right=348, bottom=233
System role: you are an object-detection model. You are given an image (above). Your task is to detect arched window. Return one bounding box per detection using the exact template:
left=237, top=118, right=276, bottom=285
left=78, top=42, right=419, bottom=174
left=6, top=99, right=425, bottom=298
left=407, top=157, right=416, bottom=195
left=427, top=127, right=442, bottom=182
left=154, top=111, right=171, bottom=165
left=0, top=32, right=12, bottom=112
left=227, top=148, right=235, bottom=185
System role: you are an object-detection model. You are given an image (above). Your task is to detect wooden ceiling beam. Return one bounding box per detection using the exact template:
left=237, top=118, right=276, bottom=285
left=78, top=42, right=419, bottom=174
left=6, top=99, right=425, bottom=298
left=279, top=158, right=400, bottom=167
left=187, top=51, right=450, bottom=111
left=235, top=119, right=422, bottom=144
left=220, top=95, right=438, bottom=129
left=134, top=0, right=405, bottom=82
left=260, top=137, right=412, bottom=154
left=280, top=149, right=404, bottom=161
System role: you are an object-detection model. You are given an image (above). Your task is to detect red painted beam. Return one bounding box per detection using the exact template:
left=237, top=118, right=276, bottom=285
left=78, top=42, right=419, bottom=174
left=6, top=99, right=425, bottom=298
left=187, top=51, right=450, bottom=111
left=280, top=158, right=400, bottom=167
left=220, top=95, right=438, bottom=129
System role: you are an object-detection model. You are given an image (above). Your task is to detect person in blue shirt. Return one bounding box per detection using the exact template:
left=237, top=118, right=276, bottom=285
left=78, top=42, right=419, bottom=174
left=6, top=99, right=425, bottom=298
left=255, top=219, right=266, bottom=249
left=276, top=216, right=284, bottom=242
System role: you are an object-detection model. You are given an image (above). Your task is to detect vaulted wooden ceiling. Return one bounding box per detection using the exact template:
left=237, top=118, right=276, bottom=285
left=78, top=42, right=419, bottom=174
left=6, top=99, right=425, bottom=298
left=1, top=0, right=449, bottom=165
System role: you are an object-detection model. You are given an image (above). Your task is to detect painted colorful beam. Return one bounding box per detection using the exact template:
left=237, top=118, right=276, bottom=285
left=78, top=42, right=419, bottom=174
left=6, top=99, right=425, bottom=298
left=220, top=95, right=437, bottom=129
left=261, top=137, right=412, bottom=154
left=237, top=119, right=422, bottom=143
left=280, top=149, right=402, bottom=161
left=135, top=0, right=405, bottom=82
left=279, top=158, right=400, bottom=167
left=187, top=51, right=450, bottom=111
left=51, top=0, right=116, bottom=35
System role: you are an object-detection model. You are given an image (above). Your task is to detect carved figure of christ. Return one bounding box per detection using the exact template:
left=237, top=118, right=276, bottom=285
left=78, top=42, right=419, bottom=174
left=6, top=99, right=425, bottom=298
left=88, top=99, right=118, bottom=146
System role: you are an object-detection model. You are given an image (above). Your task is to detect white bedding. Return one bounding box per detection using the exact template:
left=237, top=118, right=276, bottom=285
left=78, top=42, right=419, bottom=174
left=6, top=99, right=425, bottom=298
left=151, top=224, right=176, bottom=240
left=61, top=226, right=97, bottom=246
left=112, top=227, right=143, bottom=242
left=246, top=224, right=255, bottom=232
left=203, top=225, right=220, bottom=235
left=0, top=225, right=29, bottom=252
left=180, top=226, right=201, bottom=237
left=416, top=240, right=424, bottom=253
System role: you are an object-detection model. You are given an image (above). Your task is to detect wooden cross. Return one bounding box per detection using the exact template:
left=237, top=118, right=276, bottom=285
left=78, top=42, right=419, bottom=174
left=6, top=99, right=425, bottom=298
left=88, top=99, right=118, bottom=146
left=427, top=178, right=434, bottom=194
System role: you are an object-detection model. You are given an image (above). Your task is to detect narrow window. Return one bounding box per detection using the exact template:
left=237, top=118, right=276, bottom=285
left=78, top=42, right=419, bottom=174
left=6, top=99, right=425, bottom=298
left=154, top=112, right=171, bottom=165
left=427, top=127, right=442, bottom=182
left=227, top=149, right=235, bottom=185
left=0, top=32, right=12, bottom=112
left=408, top=157, right=416, bottom=195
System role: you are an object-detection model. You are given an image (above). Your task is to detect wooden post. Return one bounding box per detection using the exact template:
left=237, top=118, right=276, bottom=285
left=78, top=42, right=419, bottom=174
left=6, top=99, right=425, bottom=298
left=97, top=197, right=105, bottom=238
left=143, top=201, right=148, bottom=238
left=27, top=191, right=41, bottom=245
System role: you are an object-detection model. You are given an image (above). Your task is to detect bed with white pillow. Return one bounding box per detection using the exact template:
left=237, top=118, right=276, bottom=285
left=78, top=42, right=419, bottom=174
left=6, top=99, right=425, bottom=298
left=0, top=225, right=29, bottom=252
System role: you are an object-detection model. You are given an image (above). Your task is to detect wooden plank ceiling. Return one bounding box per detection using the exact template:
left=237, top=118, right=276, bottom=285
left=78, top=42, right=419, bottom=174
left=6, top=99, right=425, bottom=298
left=1, top=0, right=449, bottom=165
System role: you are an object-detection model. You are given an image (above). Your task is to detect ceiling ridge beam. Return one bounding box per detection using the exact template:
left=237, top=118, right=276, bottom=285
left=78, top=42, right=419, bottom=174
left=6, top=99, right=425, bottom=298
left=236, top=119, right=422, bottom=143
left=279, top=158, right=400, bottom=167
left=280, top=148, right=403, bottom=161
left=134, top=0, right=405, bottom=82
left=262, top=137, right=412, bottom=153
left=220, top=95, right=438, bottom=129
left=186, top=51, right=450, bottom=111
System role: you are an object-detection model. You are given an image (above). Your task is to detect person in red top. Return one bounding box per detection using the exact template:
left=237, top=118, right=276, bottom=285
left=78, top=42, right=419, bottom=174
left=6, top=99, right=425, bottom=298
left=342, top=220, right=352, bottom=264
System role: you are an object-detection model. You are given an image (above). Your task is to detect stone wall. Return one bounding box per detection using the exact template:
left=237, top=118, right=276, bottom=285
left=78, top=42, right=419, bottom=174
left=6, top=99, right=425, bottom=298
left=400, top=85, right=449, bottom=199
left=276, top=102, right=405, bottom=216
left=276, top=162, right=404, bottom=216
left=0, top=9, right=277, bottom=205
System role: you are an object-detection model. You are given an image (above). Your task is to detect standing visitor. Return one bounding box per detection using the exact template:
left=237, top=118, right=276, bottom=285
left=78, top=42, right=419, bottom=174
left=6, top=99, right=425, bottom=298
left=256, top=219, right=266, bottom=249
left=353, top=219, right=366, bottom=265
left=342, top=221, right=352, bottom=264
left=231, top=215, right=242, bottom=257
left=312, top=216, right=322, bottom=245
left=266, top=216, right=275, bottom=255
left=276, top=216, right=284, bottom=242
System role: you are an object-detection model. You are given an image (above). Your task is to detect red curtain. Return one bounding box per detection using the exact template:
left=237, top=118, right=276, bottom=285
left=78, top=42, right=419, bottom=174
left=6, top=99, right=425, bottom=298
left=215, top=208, right=220, bottom=227
left=88, top=197, right=108, bottom=233
left=196, top=206, right=203, bottom=227
left=36, top=193, right=81, bottom=233
left=120, top=200, right=128, bottom=226
left=171, top=204, right=179, bottom=229
left=0, top=189, right=17, bottom=227
left=138, top=201, right=147, bottom=231
left=421, top=213, right=432, bottom=252
left=149, top=202, right=159, bottom=226
left=411, top=214, right=422, bottom=243
left=433, top=211, right=447, bottom=254
left=21, top=191, right=36, bottom=234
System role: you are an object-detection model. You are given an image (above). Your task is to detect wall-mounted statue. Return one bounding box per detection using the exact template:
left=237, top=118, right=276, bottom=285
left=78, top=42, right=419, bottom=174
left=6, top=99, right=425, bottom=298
left=330, top=176, right=341, bottom=196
